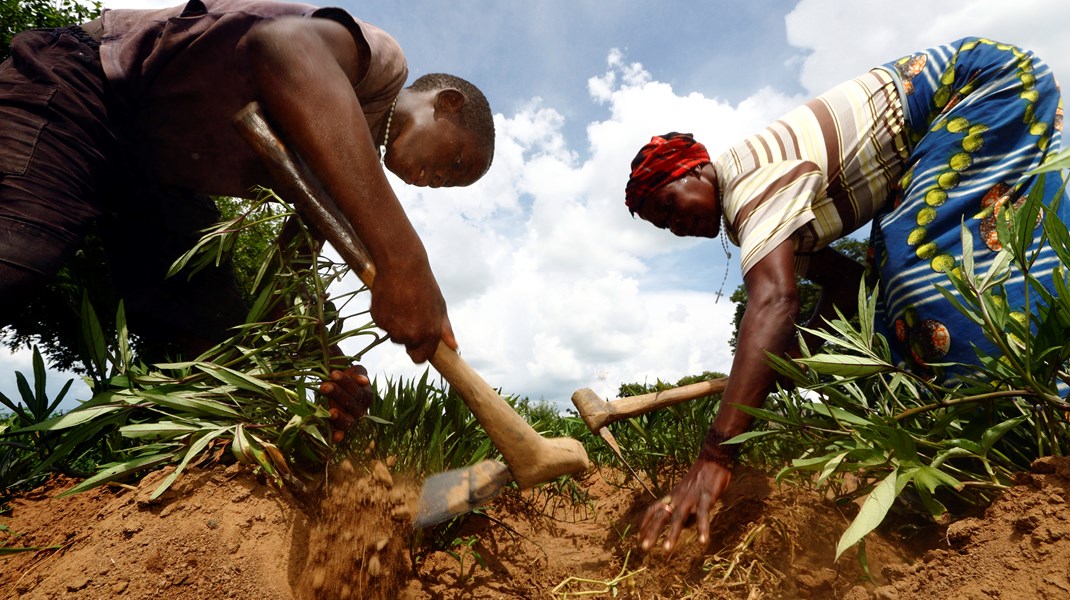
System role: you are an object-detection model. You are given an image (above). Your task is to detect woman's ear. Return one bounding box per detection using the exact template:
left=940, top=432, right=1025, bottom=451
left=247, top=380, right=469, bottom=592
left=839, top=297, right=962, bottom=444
left=434, top=88, right=466, bottom=114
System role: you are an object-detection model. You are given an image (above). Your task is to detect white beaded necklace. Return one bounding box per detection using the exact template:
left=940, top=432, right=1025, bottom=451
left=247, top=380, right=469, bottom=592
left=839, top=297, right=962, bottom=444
left=379, top=97, right=398, bottom=164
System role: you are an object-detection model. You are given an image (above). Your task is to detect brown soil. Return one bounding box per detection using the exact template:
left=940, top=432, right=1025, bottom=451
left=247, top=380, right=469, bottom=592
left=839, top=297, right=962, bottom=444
left=3, top=456, right=1070, bottom=599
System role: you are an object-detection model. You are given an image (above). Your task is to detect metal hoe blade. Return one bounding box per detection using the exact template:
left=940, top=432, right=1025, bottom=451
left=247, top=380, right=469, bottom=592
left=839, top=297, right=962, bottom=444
left=414, top=459, right=513, bottom=528
left=598, top=427, right=656, bottom=499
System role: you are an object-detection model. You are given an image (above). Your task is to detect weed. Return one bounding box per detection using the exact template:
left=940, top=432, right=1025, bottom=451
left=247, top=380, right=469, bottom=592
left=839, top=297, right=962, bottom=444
left=445, top=534, right=486, bottom=582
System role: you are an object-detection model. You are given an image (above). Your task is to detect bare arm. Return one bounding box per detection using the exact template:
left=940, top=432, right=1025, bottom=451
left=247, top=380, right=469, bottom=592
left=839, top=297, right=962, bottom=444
left=640, top=239, right=800, bottom=552
left=710, top=238, right=801, bottom=440
left=244, top=17, right=454, bottom=363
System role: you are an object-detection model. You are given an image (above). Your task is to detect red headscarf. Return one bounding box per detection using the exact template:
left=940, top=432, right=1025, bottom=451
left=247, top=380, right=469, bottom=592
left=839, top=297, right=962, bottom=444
left=625, top=133, right=711, bottom=214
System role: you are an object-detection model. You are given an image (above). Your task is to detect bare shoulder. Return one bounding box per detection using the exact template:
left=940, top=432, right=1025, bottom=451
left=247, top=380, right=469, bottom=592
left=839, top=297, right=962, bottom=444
left=247, top=15, right=356, bottom=49
left=245, top=16, right=364, bottom=82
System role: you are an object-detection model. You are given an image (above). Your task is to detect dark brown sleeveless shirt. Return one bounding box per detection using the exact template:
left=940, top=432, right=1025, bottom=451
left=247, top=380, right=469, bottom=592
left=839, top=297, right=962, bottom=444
left=98, top=0, right=407, bottom=196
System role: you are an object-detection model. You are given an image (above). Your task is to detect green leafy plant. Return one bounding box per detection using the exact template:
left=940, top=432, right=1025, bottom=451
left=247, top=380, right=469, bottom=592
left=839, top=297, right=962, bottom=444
left=1, top=0, right=101, bottom=62
left=737, top=173, right=1070, bottom=558
left=0, top=347, right=89, bottom=496
left=354, top=370, right=494, bottom=475
left=445, top=534, right=486, bottom=582
left=8, top=191, right=386, bottom=499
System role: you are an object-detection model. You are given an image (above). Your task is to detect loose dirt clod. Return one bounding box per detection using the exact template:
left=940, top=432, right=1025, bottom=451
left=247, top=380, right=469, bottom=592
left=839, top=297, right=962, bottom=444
left=294, top=458, right=418, bottom=600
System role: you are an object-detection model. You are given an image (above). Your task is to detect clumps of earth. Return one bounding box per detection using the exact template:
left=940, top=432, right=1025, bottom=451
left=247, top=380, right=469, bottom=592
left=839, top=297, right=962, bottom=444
left=4, top=455, right=1070, bottom=599
left=295, top=457, right=417, bottom=599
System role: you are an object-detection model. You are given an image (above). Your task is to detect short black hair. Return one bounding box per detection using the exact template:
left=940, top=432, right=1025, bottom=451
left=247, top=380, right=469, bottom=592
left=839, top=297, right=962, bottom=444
left=408, top=73, right=495, bottom=174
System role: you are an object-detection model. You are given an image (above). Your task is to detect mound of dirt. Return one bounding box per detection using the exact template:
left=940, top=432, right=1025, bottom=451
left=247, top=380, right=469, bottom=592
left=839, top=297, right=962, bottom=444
left=875, top=455, right=1070, bottom=600
left=3, top=457, right=1069, bottom=599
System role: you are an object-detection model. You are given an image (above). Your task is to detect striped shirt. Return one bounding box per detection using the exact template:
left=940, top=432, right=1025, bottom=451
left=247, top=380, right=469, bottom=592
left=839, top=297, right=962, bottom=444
left=717, top=67, right=910, bottom=276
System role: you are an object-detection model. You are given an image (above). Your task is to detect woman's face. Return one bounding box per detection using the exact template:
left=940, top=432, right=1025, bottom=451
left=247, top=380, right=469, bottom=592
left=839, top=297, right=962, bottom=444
left=636, top=166, right=720, bottom=238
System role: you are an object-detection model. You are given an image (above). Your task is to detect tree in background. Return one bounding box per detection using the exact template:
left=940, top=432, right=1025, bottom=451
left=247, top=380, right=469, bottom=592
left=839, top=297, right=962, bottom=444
left=1, top=0, right=100, bottom=61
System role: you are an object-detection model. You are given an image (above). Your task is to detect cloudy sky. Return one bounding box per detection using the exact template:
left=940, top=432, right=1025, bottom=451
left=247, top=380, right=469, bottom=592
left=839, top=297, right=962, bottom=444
left=4, top=0, right=1069, bottom=413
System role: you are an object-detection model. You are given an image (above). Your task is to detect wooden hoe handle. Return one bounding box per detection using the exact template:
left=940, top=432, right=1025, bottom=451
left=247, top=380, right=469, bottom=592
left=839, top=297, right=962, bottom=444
left=571, top=377, right=729, bottom=433
left=234, top=102, right=589, bottom=488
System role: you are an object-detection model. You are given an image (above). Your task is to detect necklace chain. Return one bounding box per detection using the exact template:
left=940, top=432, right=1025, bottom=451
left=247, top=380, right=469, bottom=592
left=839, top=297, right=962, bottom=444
left=379, top=97, right=398, bottom=164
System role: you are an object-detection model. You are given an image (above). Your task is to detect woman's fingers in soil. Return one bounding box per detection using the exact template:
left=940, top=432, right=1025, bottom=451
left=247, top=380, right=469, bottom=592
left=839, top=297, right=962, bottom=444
left=639, top=501, right=672, bottom=551
left=663, top=502, right=692, bottom=552
left=328, top=406, right=355, bottom=442
left=695, top=491, right=714, bottom=545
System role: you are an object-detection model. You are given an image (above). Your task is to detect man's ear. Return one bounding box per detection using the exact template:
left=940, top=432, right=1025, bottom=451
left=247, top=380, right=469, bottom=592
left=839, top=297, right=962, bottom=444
left=434, top=88, right=466, bottom=114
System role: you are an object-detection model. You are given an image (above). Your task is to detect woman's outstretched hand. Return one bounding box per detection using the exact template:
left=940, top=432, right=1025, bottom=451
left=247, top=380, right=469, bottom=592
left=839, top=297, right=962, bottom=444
left=638, top=457, right=733, bottom=553
left=319, top=364, right=374, bottom=443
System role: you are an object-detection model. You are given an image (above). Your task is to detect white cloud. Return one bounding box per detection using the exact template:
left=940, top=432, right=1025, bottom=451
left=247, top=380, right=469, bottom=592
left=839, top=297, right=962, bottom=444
left=786, top=0, right=1070, bottom=95
left=353, top=53, right=778, bottom=409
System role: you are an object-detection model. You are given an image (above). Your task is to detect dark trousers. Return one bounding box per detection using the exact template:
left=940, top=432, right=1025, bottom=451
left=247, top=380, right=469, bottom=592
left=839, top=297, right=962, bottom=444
left=0, top=27, right=246, bottom=358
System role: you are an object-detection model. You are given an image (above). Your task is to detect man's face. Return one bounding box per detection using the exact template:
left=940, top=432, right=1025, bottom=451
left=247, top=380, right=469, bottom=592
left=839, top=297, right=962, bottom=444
left=636, top=170, right=721, bottom=238
left=384, top=111, right=489, bottom=188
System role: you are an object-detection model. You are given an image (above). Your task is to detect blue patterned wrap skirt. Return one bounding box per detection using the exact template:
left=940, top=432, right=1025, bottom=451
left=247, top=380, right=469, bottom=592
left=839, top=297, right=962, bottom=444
left=870, top=37, right=1067, bottom=382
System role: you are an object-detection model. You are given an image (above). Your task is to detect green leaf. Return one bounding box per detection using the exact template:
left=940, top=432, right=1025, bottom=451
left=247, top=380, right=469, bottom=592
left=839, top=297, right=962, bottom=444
left=836, top=469, right=898, bottom=560
left=31, top=346, right=47, bottom=414
left=0, top=389, right=30, bottom=424
left=795, top=354, right=892, bottom=378
left=981, top=415, right=1029, bottom=453
left=914, top=482, right=949, bottom=518
left=804, top=402, right=873, bottom=427
left=121, top=421, right=204, bottom=439
left=978, top=250, right=1013, bottom=291
left=943, top=438, right=984, bottom=455
left=960, top=219, right=975, bottom=277
left=882, top=427, right=919, bottom=462
left=735, top=404, right=801, bottom=426
left=15, top=372, right=36, bottom=419
left=45, top=378, right=74, bottom=423
left=80, top=292, right=110, bottom=379
left=816, top=452, right=848, bottom=486
left=1043, top=209, right=1070, bottom=265
left=150, top=426, right=230, bottom=500
left=116, top=300, right=132, bottom=374
left=724, top=429, right=774, bottom=444
left=194, top=363, right=272, bottom=394
left=134, top=390, right=242, bottom=419
left=232, top=424, right=255, bottom=463
left=1031, top=147, right=1070, bottom=173
left=911, top=464, right=963, bottom=494
left=58, top=453, right=173, bottom=497
left=933, top=284, right=986, bottom=327
left=13, top=405, right=123, bottom=432
left=1014, top=183, right=1045, bottom=264
left=0, top=545, right=62, bottom=555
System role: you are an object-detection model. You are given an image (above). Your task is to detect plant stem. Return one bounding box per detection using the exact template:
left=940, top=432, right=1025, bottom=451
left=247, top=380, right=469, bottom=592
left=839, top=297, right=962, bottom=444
left=894, top=390, right=1034, bottom=421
